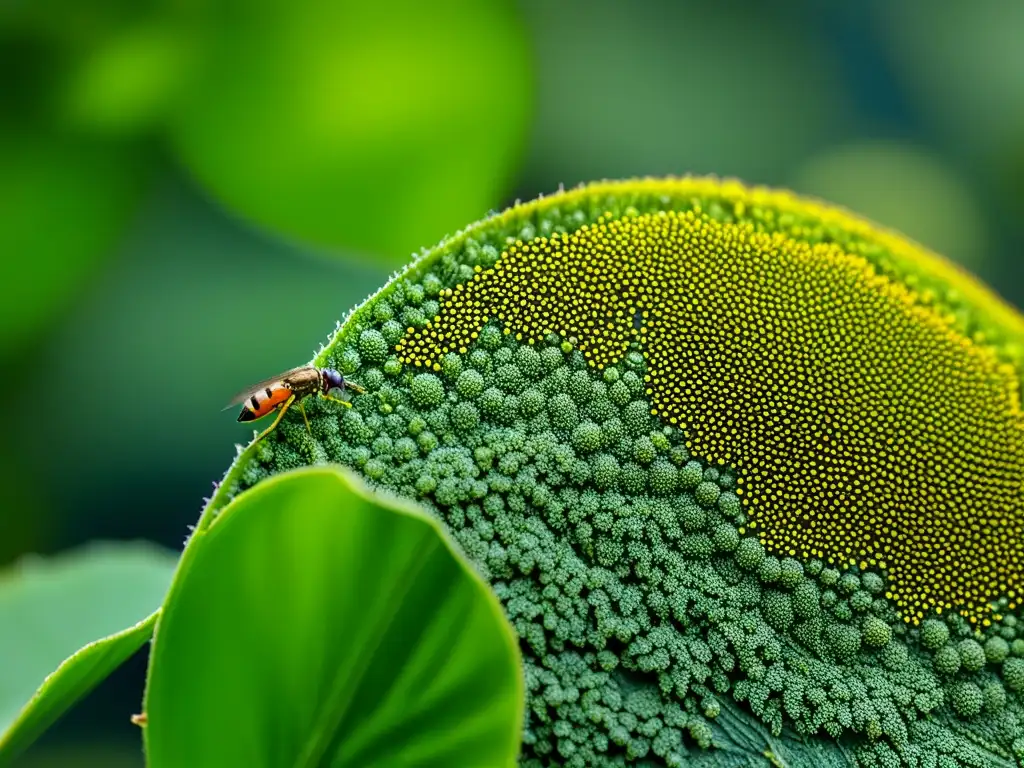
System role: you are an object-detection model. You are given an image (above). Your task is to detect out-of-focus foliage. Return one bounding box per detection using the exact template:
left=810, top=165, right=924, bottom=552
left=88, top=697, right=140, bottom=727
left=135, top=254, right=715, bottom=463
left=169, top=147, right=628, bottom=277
left=0, top=440, right=52, bottom=568
left=169, top=0, right=532, bottom=261
left=0, top=131, right=146, bottom=355
left=18, top=179, right=386, bottom=512
left=874, top=0, right=1024, bottom=260
left=0, top=616, right=158, bottom=767
left=15, top=745, right=144, bottom=768
left=519, top=0, right=850, bottom=188
left=878, top=0, right=1024, bottom=156
left=790, top=142, right=988, bottom=269
left=60, top=22, right=190, bottom=137
left=0, top=0, right=531, bottom=358
left=144, top=467, right=523, bottom=768
left=0, top=544, right=176, bottom=764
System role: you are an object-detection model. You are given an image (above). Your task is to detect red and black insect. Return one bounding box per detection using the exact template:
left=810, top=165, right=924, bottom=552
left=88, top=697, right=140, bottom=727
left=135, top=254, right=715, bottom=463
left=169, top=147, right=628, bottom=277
left=229, top=366, right=365, bottom=443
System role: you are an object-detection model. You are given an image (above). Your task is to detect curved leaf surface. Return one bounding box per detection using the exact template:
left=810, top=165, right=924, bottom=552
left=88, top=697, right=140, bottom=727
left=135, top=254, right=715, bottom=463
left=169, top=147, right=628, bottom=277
left=0, top=543, right=178, bottom=764
left=145, top=466, right=523, bottom=768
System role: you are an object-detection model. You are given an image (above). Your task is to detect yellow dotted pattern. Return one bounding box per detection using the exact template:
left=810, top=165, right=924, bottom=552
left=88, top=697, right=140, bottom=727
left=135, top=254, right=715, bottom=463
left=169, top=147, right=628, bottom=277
left=397, top=210, right=1024, bottom=624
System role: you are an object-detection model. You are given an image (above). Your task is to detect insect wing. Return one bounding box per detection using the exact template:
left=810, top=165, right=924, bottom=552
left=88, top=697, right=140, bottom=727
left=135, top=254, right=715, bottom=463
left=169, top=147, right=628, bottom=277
left=224, top=366, right=311, bottom=410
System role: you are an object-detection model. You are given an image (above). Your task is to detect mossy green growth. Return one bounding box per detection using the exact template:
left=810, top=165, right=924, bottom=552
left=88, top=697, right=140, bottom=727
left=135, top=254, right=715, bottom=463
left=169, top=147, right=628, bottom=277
left=214, top=179, right=1024, bottom=767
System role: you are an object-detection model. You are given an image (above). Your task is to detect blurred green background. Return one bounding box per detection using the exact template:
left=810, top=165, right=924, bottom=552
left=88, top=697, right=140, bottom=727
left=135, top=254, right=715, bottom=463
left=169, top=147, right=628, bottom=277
left=2, top=0, right=1023, bottom=764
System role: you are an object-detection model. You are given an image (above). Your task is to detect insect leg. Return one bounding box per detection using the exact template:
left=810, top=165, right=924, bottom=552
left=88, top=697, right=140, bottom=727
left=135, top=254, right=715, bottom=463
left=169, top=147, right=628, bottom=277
left=320, top=393, right=353, bottom=408
left=299, top=400, right=312, bottom=436
left=253, top=394, right=296, bottom=444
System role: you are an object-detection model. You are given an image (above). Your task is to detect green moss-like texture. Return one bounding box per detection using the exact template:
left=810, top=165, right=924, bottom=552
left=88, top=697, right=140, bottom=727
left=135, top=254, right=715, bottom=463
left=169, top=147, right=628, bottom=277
left=213, top=179, right=1024, bottom=767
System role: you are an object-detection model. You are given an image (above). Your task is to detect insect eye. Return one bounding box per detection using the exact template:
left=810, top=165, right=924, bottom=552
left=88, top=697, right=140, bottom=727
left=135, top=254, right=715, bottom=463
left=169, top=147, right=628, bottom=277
left=323, top=369, right=343, bottom=391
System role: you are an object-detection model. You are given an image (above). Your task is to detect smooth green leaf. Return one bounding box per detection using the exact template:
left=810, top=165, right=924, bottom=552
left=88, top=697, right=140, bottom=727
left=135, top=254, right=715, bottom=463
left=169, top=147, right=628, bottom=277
left=144, top=466, right=523, bottom=768
left=169, top=0, right=531, bottom=262
left=0, top=543, right=179, bottom=764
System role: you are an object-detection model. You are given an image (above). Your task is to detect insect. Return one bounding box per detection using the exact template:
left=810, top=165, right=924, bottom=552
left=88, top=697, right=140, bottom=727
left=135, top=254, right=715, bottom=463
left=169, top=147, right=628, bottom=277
left=229, top=366, right=365, bottom=444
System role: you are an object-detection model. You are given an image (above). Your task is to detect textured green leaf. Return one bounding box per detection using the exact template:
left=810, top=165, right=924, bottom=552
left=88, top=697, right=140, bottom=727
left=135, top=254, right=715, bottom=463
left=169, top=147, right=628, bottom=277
left=682, top=699, right=856, bottom=768
left=206, top=178, right=1024, bottom=767
left=0, top=543, right=178, bottom=764
left=144, top=466, right=523, bottom=768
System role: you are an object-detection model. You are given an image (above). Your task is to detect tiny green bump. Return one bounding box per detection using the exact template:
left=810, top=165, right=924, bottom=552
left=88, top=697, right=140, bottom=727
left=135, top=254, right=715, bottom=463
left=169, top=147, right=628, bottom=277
left=735, top=538, right=766, bottom=571
left=694, top=481, right=721, bottom=508
left=440, top=352, right=463, bottom=380
left=665, top=446, right=689, bottom=470
left=495, top=363, right=524, bottom=393
left=758, top=556, right=782, bottom=584
left=778, top=558, right=804, bottom=589
left=958, top=639, right=986, bottom=672
left=828, top=624, right=862, bottom=661
left=985, top=636, right=1010, bottom=664
left=549, top=393, right=580, bottom=431
left=572, top=422, right=604, bottom=454
left=648, top=460, right=677, bottom=495
left=361, top=368, right=385, bottom=390
left=405, top=283, right=425, bottom=305
left=415, top=474, right=436, bottom=495
left=984, top=682, right=1007, bottom=712
left=363, top=458, right=386, bottom=480
left=401, top=306, right=426, bottom=328
left=468, top=349, right=491, bottom=372
left=712, top=523, right=740, bottom=552
left=456, top=369, right=485, bottom=399
left=920, top=619, right=950, bottom=651
left=380, top=319, right=404, bottom=345
left=950, top=681, right=984, bottom=718
left=850, top=590, right=873, bottom=613
left=591, top=454, right=620, bottom=490
left=623, top=400, right=651, bottom=435
left=863, top=616, right=892, bottom=647
left=679, top=500, right=707, bottom=533
left=838, top=573, right=860, bottom=596
left=1005, top=657, right=1024, bottom=691
left=358, top=329, right=389, bottom=363
left=678, top=461, right=703, bottom=490
left=717, top=491, right=740, bottom=517
left=933, top=645, right=961, bottom=676
left=633, top=436, right=656, bottom=465
left=339, top=347, right=361, bottom=374
left=478, top=387, right=504, bottom=418
left=451, top=402, right=480, bottom=433
left=881, top=641, right=909, bottom=671
left=416, top=431, right=438, bottom=453
left=793, top=582, right=820, bottom=619
left=422, top=273, right=442, bottom=297
left=861, top=572, right=884, bottom=595
left=479, top=324, right=502, bottom=350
